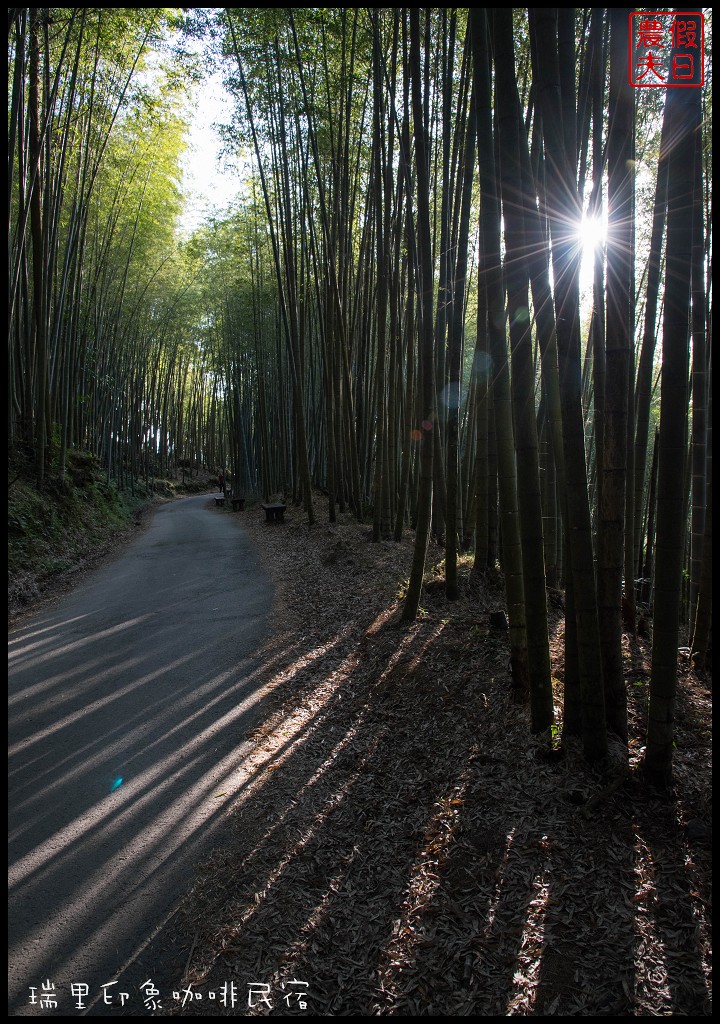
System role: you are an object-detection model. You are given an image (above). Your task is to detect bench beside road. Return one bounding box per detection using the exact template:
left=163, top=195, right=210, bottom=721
left=262, top=503, right=286, bottom=523
left=213, top=496, right=284, bottom=521
left=213, top=495, right=246, bottom=511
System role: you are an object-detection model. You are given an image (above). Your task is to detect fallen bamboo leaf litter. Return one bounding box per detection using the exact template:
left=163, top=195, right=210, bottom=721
left=159, top=502, right=711, bottom=1017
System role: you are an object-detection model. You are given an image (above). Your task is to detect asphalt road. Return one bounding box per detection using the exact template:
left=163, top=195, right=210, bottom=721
left=8, top=494, right=275, bottom=1016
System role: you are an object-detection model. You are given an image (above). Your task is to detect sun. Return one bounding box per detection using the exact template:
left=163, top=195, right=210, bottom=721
left=578, top=213, right=607, bottom=257
left=577, top=213, right=608, bottom=301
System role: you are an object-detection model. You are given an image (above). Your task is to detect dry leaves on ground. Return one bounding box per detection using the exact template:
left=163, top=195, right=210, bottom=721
left=160, top=498, right=711, bottom=1017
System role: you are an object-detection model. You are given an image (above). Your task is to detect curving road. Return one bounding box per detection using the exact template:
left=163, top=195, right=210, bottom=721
left=8, top=494, right=275, bottom=1016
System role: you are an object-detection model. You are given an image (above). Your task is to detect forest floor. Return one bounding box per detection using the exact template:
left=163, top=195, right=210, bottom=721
left=8, top=480, right=711, bottom=1016
left=156, top=496, right=712, bottom=1017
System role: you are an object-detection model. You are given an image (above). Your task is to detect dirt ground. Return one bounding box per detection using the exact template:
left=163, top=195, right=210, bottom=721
left=152, top=498, right=712, bottom=1017
left=9, top=491, right=710, bottom=1015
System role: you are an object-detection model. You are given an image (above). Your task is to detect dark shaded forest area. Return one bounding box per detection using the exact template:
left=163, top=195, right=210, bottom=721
left=8, top=7, right=712, bottom=1015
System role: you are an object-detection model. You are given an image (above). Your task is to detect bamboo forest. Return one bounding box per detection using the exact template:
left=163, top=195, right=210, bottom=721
left=7, top=9, right=712, bottom=1017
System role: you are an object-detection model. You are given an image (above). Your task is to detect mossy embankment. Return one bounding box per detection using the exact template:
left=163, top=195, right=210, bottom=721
left=8, top=449, right=214, bottom=622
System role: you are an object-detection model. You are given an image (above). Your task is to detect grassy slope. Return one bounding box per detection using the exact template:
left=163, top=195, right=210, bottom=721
left=7, top=450, right=214, bottom=621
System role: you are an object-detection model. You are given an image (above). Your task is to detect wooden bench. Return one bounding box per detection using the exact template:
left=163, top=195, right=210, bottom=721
left=214, top=496, right=225, bottom=507
left=231, top=496, right=246, bottom=512
left=262, top=502, right=286, bottom=523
